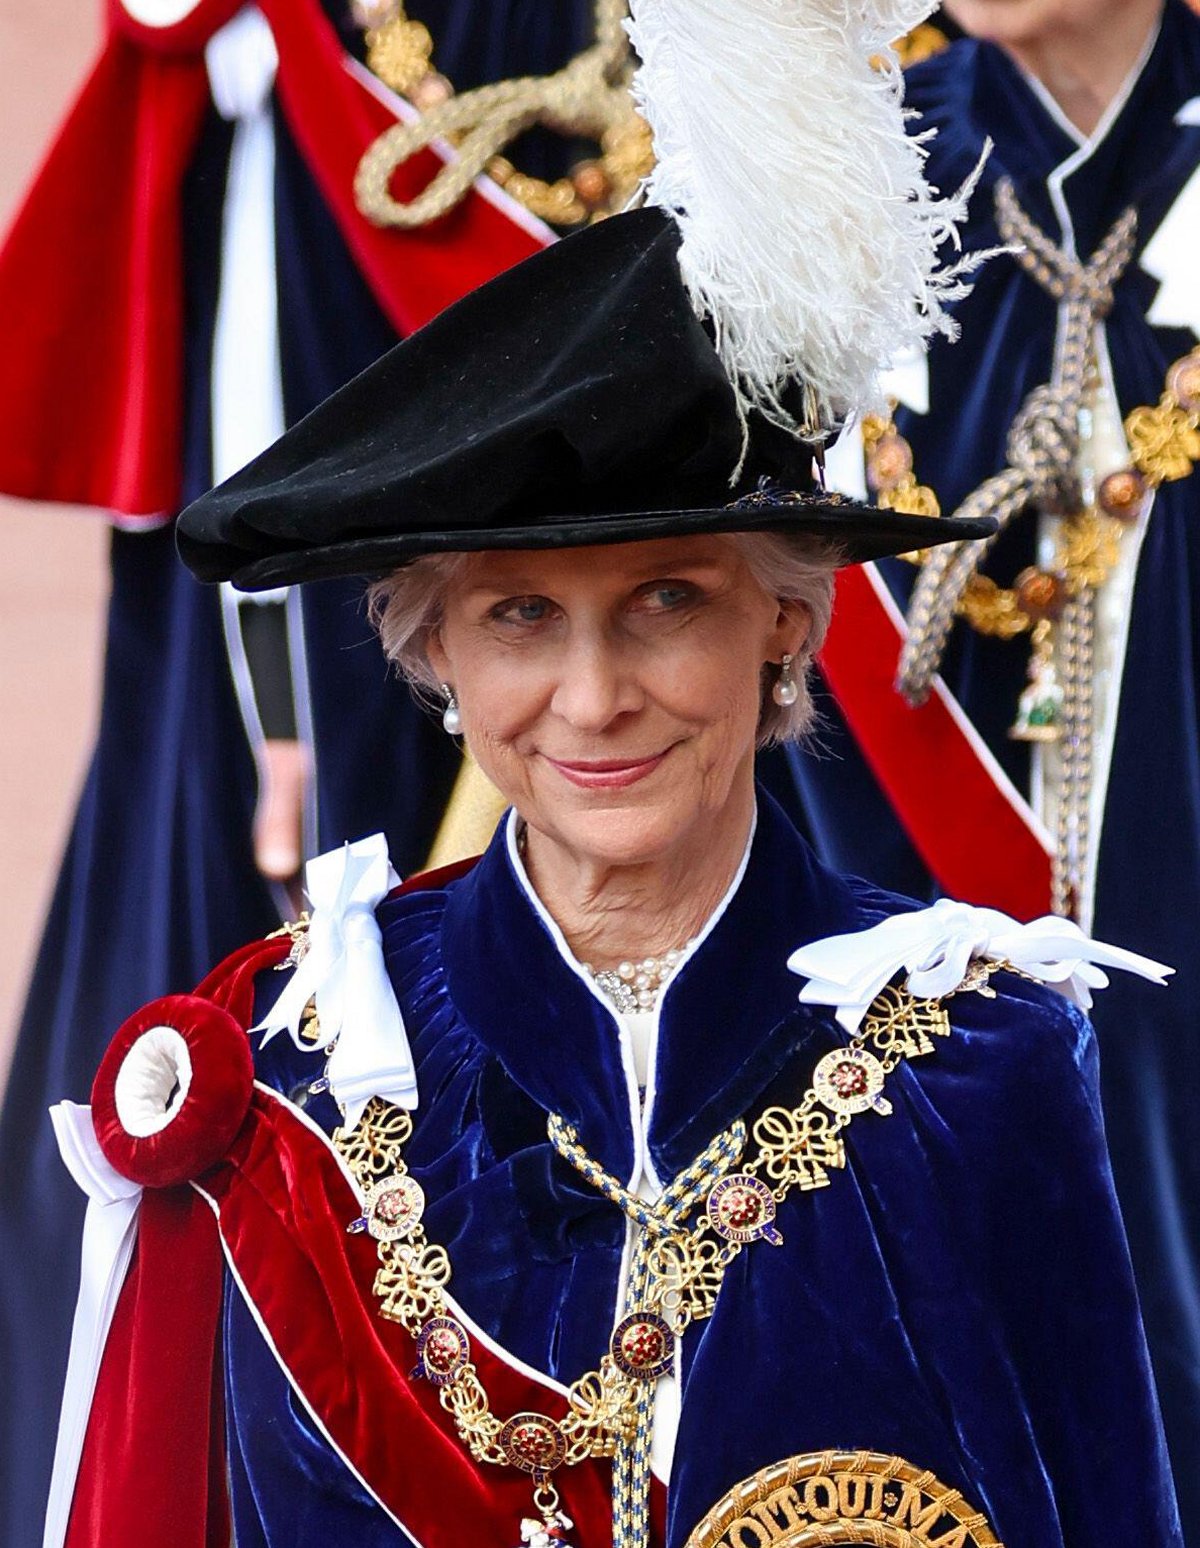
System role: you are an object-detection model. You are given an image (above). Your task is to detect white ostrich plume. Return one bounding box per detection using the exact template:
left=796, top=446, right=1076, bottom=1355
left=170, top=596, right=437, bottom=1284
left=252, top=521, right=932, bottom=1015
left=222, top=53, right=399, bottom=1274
left=626, top=0, right=987, bottom=454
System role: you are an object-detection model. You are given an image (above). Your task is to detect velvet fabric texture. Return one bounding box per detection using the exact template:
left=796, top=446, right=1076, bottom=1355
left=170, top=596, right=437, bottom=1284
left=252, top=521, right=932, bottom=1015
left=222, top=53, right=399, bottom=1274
left=229, top=792, right=1180, bottom=1546
left=818, top=565, right=1054, bottom=917
left=784, top=6, right=1200, bottom=1528
left=64, top=924, right=635, bottom=1546
left=0, top=0, right=544, bottom=517
left=176, top=208, right=996, bottom=591
left=66, top=1188, right=230, bottom=1548
left=207, top=1088, right=624, bottom=1547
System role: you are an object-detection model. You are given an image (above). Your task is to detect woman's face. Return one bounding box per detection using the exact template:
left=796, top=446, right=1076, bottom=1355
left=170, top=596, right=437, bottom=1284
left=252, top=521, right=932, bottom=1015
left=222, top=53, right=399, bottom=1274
left=426, top=536, right=810, bottom=869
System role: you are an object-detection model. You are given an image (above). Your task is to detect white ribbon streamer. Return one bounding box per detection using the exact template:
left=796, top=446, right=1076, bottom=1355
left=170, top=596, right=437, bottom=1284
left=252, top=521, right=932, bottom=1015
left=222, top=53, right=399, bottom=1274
left=207, top=9, right=289, bottom=606
left=43, top=1103, right=143, bottom=1548
left=1141, top=100, right=1200, bottom=339
left=256, top=834, right=416, bottom=1128
left=788, top=897, right=1173, bottom=1034
left=206, top=6, right=282, bottom=486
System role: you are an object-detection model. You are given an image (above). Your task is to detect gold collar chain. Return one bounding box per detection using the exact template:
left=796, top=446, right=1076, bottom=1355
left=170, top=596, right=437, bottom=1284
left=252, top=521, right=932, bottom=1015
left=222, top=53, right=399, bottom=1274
left=331, top=961, right=1003, bottom=1546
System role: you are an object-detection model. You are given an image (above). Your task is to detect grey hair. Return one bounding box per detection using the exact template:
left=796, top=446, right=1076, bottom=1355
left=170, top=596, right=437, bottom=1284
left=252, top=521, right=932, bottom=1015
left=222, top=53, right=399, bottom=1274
left=366, top=531, right=839, bottom=746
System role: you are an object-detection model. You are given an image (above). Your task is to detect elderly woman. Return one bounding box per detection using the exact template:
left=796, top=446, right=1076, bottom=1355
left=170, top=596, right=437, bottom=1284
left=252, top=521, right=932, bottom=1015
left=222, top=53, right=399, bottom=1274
left=43, top=10, right=1182, bottom=1546
left=42, top=205, right=1181, bottom=1548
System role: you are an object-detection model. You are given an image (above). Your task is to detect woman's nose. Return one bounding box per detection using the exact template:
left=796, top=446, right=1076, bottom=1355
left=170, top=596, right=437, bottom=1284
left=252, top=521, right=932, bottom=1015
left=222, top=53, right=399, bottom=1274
left=549, top=638, right=642, bottom=731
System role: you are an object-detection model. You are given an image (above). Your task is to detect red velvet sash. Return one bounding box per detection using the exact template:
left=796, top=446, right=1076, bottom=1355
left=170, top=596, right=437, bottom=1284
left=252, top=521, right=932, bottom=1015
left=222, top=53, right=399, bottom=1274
left=0, top=0, right=546, bottom=517
left=66, top=1189, right=232, bottom=1548
left=67, top=930, right=664, bottom=1546
left=819, top=563, right=1054, bottom=919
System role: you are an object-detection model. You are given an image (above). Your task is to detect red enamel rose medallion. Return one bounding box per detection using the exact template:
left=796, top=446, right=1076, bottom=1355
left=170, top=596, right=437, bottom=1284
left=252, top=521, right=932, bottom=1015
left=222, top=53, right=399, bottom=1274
left=813, top=1047, right=892, bottom=1117
left=706, top=1173, right=783, bottom=1246
left=413, top=1316, right=470, bottom=1386
left=347, top=1172, right=426, bottom=1241
left=499, top=1413, right=568, bottom=1475
left=610, top=1310, right=675, bottom=1381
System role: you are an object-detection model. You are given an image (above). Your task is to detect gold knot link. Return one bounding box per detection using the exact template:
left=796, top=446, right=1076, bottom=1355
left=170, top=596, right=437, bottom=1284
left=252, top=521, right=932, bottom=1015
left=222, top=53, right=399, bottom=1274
left=565, top=1363, right=638, bottom=1456
left=1127, top=399, right=1200, bottom=487
left=335, top=1099, right=415, bottom=1183
left=645, top=1234, right=728, bottom=1330
left=861, top=985, right=950, bottom=1061
left=354, top=0, right=643, bottom=229
left=750, top=1106, right=844, bottom=1193
left=374, top=1240, right=451, bottom=1327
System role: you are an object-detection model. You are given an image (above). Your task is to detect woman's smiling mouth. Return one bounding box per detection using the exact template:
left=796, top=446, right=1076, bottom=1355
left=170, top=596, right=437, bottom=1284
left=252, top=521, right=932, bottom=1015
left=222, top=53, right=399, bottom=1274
left=543, top=752, right=671, bottom=789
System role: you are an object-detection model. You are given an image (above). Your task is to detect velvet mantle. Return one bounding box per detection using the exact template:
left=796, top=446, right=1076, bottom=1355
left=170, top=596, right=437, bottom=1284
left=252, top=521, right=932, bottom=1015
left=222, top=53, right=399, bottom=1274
left=233, top=792, right=1180, bottom=1547
left=784, top=7, right=1200, bottom=1530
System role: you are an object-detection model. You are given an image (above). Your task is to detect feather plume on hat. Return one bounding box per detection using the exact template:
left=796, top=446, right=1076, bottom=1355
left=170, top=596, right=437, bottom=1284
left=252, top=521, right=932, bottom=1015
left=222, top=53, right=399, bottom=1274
left=627, top=0, right=988, bottom=454
left=175, top=0, right=1002, bottom=591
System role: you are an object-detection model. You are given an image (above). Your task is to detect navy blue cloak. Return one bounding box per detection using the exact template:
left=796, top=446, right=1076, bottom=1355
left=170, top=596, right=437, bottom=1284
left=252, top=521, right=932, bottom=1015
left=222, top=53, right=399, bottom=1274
left=786, top=4, right=1200, bottom=1525
left=228, top=790, right=1180, bottom=1546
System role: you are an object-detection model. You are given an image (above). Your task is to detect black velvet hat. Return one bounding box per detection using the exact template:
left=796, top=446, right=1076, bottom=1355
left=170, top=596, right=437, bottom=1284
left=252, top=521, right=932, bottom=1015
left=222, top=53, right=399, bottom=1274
left=178, top=209, right=993, bottom=591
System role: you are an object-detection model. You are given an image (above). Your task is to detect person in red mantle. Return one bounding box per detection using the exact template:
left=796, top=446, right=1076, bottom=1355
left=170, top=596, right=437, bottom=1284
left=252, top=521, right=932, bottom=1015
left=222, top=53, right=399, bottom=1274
left=42, top=2, right=1181, bottom=1545
left=0, top=0, right=600, bottom=1531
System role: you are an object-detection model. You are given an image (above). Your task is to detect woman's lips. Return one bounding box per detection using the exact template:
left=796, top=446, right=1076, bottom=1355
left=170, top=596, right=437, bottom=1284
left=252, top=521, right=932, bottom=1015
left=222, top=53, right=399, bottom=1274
left=545, top=752, right=669, bottom=790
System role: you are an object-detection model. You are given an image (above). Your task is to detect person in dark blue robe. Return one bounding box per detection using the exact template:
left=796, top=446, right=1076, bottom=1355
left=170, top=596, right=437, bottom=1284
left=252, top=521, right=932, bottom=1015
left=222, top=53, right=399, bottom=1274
left=216, top=790, right=1179, bottom=1548
left=785, top=1, right=1200, bottom=1529
left=0, top=3, right=594, bottom=1533
left=43, top=183, right=1182, bottom=1546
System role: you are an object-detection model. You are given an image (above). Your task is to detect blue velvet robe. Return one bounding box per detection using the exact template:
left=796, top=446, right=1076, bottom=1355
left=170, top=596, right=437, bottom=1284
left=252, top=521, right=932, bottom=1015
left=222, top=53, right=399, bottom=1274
left=786, top=4, right=1200, bottom=1526
left=236, top=792, right=1181, bottom=1546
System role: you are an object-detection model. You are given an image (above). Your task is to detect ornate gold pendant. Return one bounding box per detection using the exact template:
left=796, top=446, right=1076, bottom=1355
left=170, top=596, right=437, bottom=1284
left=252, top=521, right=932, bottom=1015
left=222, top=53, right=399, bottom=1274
left=686, top=1451, right=1003, bottom=1548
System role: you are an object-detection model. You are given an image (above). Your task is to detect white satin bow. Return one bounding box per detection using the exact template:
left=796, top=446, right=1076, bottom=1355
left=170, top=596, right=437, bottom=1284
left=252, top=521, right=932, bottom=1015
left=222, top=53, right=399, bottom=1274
left=788, top=898, right=1173, bottom=1034
left=44, top=1103, right=143, bottom=1548
left=205, top=7, right=278, bottom=122
left=257, top=833, right=416, bottom=1129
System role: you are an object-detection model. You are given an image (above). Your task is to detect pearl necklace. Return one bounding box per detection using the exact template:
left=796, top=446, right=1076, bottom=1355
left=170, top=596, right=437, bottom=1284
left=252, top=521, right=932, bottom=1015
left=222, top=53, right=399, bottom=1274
left=583, top=945, right=695, bottom=1014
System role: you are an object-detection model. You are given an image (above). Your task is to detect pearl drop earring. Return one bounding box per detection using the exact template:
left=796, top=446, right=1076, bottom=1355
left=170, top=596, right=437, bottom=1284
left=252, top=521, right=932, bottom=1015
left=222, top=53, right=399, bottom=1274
left=772, top=653, right=799, bottom=708
left=441, top=684, right=462, bottom=735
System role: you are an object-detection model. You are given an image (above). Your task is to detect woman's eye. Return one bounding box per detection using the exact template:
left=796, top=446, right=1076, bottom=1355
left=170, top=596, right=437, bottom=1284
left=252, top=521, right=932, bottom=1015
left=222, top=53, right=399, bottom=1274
left=634, top=582, right=697, bottom=612
left=491, top=595, right=554, bottom=625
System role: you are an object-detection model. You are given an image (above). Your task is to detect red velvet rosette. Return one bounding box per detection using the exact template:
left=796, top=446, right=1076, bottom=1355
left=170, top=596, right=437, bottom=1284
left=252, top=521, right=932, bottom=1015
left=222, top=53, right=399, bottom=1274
left=91, top=993, right=254, bottom=1187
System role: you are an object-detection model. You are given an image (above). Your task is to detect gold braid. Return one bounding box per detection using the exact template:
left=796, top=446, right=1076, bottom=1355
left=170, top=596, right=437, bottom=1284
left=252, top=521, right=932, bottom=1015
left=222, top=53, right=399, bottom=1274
left=897, top=178, right=1139, bottom=706
left=353, top=0, right=652, bottom=230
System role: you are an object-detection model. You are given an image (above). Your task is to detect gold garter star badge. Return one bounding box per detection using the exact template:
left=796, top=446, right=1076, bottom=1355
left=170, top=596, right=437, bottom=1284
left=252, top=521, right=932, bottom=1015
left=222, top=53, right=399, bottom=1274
left=686, top=1452, right=1003, bottom=1548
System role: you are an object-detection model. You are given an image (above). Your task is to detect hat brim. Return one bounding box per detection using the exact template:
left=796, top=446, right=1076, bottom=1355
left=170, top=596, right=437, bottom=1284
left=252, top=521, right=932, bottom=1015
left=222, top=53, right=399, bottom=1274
left=218, top=501, right=994, bottom=592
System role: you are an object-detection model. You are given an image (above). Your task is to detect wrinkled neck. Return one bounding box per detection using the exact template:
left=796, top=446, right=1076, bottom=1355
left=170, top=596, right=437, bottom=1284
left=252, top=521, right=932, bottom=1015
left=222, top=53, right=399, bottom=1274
left=517, top=785, right=756, bottom=972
